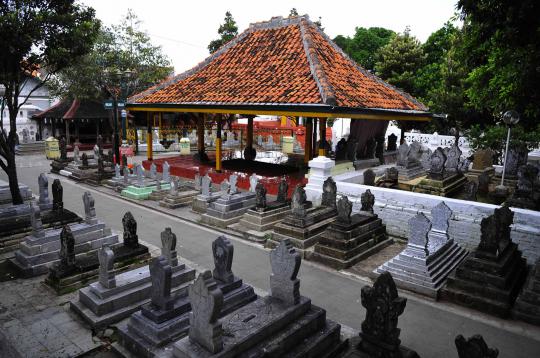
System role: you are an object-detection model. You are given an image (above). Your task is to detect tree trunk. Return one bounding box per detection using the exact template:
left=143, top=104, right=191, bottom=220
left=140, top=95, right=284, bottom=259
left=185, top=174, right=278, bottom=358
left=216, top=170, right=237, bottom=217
left=6, top=152, right=23, bottom=205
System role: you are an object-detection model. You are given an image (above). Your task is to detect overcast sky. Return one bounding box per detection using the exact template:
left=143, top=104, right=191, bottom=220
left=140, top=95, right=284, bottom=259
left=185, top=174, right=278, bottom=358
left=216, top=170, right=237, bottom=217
left=80, top=0, right=460, bottom=74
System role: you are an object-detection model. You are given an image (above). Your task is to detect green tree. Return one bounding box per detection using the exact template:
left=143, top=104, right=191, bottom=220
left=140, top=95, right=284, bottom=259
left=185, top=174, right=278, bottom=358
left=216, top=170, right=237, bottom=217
left=50, top=9, right=172, bottom=101
left=208, top=11, right=238, bottom=54
left=334, top=27, right=395, bottom=70
left=0, top=0, right=99, bottom=204
left=289, top=8, right=299, bottom=17
left=457, top=0, right=540, bottom=128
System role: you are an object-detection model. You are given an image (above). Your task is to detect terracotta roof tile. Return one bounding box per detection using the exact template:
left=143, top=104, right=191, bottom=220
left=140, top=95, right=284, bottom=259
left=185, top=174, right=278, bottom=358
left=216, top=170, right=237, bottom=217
left=130, top=16, right=427, bottom=113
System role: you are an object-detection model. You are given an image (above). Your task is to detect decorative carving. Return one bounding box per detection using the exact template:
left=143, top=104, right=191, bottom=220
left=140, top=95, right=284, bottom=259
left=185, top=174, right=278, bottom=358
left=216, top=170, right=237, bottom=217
left=337, top=196, right=353, bottom=223
left=477, top=204, right=514, bottom=259
left=212, top=236, right=234, bottom=283
left=455, top=334, right=499, bottom=358
left=122, top=212, right=138, bottom=248
left=408, top=213, right=431, bottom=256
left=360, top=189, right=375, bottom=214
left=98, top=246, right=116, bottom=289
left=321, top=177, right=337, bottom=208
left=270, top=239, right=301, bottom=305
left=429, top=147, right=447, bottom=179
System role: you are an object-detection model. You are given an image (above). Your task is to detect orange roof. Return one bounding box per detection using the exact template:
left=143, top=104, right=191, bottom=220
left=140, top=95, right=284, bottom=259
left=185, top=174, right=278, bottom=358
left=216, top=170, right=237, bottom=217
left=129, top=16, right=429, bottom=118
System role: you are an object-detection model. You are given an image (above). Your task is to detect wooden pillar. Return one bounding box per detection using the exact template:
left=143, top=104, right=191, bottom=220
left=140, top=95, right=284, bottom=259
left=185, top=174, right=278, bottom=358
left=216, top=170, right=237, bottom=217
left=147, top=112, right=153, bottom=161
left=244, top=115, right=256, bottom=160
left=75, top=119, right=80, bottom=142
left=312, top=117, right=318, bottom=160
left=216, top=115, right=222, bottom=172
left=318, top=117, right=327, bottom=157
left=52, top=119, right=56, bottom=138
left=197, top=113, right=205, bottom=154
left=65, top=120, right=70, bottom=145
left=304, top=117, right=312, bottom=164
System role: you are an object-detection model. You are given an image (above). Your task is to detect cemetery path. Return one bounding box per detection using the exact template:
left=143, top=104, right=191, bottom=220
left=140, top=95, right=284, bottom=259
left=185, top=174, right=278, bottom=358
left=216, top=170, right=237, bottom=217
left=3, top=154, right=540, bottom=358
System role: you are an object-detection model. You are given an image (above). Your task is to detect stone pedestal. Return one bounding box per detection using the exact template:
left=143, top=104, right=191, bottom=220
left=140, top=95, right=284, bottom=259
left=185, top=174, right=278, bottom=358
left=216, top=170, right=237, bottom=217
left=465, top=167, right=495, bottom=183
left=86, top=168, right=114, bottom=186
left=160, top=189, right=200, bottom=209
left=191, top=193, right=221, bottom=213
left=121, top=183, right=170, bottom=200
left=50, top=158, right=72, bottom=174
left=353, top=158, right=380, bottom=170
left=414, top=174, right=467, bottom=197
left=200, top=192, right=256, bottom=228
left=0, top=179, right=33, bottom=205
left=310, top=212, right=391, bottom=270
left=305, top=156, right=335, bottom=204
left=229, top=201, right=291, bottom=243
left=513, top=259, right=540, bottom=325
left=397, top=163, right=426, bottom=182
left=70, top=262, right=196, bottom=329
left=62, top=161, right=97, bottom=181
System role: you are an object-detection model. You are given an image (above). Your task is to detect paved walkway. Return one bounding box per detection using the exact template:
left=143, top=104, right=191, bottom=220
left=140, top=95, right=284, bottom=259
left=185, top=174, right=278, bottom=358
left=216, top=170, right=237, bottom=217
left=2, top=154, right=540, bottom=358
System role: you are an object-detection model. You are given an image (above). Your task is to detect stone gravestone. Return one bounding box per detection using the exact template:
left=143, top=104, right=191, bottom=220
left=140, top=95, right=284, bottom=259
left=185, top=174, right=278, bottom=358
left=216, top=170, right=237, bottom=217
left=363, top=169, right=375, bottom=186
left=429, top=147, right=447, bottom=180
left=74, top=146, right=80, bottom=164
left=169, top=177, right=178, bottom=195
left=136, top=165, right=144, bottom=187
left=321, top=177, right=337, bottom=208
left=343, top=271, right=418, bottom=358
left=59, top=225, right=76, bottom=269
left=98, top=246, right=116, bottom=289
left=162, top=161, right=170, bottom=183
left=276, top=178, right=288, bottom=202
left=188, top=270, right=224, bottom=353
left=30, top=202, right=44, bottom=238
left=387, top=133, right=397, bottom=151
left=397, top=142, right=410, bottom=167
left=464, top=181, right=478, bottom=201
left=420, top=148, right=432, bottom=170
left=150, top=256, right=174, bottom=311
left=161, top=228, right=179, bottom=267
left=81, top=153, right=89, bottom=167
left=229, top=175, right=238, bottom=195
left=472, top=149, right=494, bottom=170
left=509, top=164, right=540, bottom=209
left=156, top=179, right=162, bottom=191
left=212, top=236, right=234, bottom=283
left=122, top=211, right=139, bottom=248
left=375, top=135, right=385, bottom=164
left=93, top=145, right=99, bottom=160
left=504, top=145, right=528, bottom=177
left=194, top=173, right=201, bottom=191
left=270, top=239, right=301, bottom=306
left=291, top=185, right=307, bottom=218
left=201, top=174, right=212, bottom=196
left=360, top=189, right=375, bottom=214
left=150, top=163, right=157, bottom=179
left=335, top=138, right=347, bottom=161
left=52, top=179, right=63, bottom=212
left=337, top=196, right=353, bottom=224
left=249, top=174, right=258, bottom=192
left=267, top=135, right=274, bottom=149
left=255, top=182, right=267, bottom=209
left=114, top=164, right=121, bottom=179
left=513, top=258, right=540, bottom=325
left=83, top=191, right=97, bottom=224
left=427, top=202, right=452, bottom=253
left=445, top=144, right=462, bottom=174
left=478, top=171, right=490, bottom=193
left=220, top=179, right=230, bottom=194
left=346, top=137, right=358, bottom=161
left=38, top=173, right=50, bottom=205
left=59, top=137, right=67, bottom=160
left=455, top=334, right=499, bottom=358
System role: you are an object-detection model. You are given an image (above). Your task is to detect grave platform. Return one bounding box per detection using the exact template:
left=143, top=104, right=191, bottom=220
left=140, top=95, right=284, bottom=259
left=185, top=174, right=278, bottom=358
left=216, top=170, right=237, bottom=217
left=44, top=243, right=151, bottom=295
left=121, top=183, right=170, bottom=201
left=173, top=296, right=346, bottom=358
left=70, top=262, right=196, bottom=329
left=0, top=179, right=33, bottom=205
left=200, top=192, right=256, bottom=228
left=50, top=158, right=72, bottom=174
left=414, top=174, right=468, bottom=197
left=310, top=213, right=392, bottom=270
left=397, top=164, right=426, bottom=182
left=160, top=189, right=200, bottom=209
left=267, top=206, right=337, bottom=257
left=512, top=259, right=540, bottom=325
left=86, top=168, right=115, bottom=186
left=440, top=242, right=527, bottom=318
left=191, top=192, right=221, bottom=213
left=229, top=201, right=291, bottom=243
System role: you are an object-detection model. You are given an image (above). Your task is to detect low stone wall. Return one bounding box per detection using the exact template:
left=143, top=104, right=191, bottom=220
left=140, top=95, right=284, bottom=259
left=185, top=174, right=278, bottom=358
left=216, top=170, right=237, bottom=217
left=335, top=182, right=540, bottom=263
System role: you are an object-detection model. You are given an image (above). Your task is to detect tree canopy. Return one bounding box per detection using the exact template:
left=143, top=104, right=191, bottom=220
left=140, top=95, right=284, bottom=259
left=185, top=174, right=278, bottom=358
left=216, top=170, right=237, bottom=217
left=208, top=11, right=238, bottom=54
left=334, top=27, right=395, bottom=71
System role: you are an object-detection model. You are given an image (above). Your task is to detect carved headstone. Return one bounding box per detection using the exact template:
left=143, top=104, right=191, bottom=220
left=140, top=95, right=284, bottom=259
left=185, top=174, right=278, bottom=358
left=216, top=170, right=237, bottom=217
left=477, top=205, right=513, bottom=259
left=455, top=334, right=499, bottom=358
left=321, top=177, right=337, bottom=208
left=359, top=271, right=407, bottom=356
left=408, top=213, right=431, bottom=257
left=81, top=153, right=89, bottom=167
left=188, top=270, right=224, bottom=354
left=346, top=137, right=358, bottom=161
left=114, top=164, right=121, bottom=178
left=387, top=133, right=398, bottom=151
left=360, top=189, right=375, bottom=214
left=150, top=256, right=173, bottom=311
left=136, top=165, right=144, bottom=187
left=38, top=173, right=49, bottom=205
left=93, top=145, right=99, bottom=160
left=397, top=142, right=410, bottom=167
left=386, top=167, right=398, bottom=182
left=277, top=177, right=289, bottom=202
left=505, top=145, right=528, bottom=177
left=98, top=246, right=116, bottom=289
left=409, top=141, right=422, bottom=163
left=194, top=172, right=201, bottom=191
left=429, top=147, right=447, bottom=179
left=291, top=185, right=307, bottom=217
left=52, top=179, right=63, bottom=212
left=122, top=211, right=138, bottom=248
left=161, top=228, right=179, bottom=267
left=201, top=174, right=212, bottom=196
left=428, top=202, right=452, bottom=253
left=74, top=145, right=80, bottom=163
left=335, top=138, right=347, bottom=161
left=59, top=137, right=67, bottom=160
left=516, top=164, right=538, bottom=194
left=150, top=163, right=157, bottom=179
left=445, top=144, right=462, bottom=173
left=472, top=149, right=494, bottom=170
left=30, top=202, right=44, bottom=238
left=83, top=191, right=96, bottom=223
left=249, top=173, right=258, bottom=192
left=464, top=181, right=478, bottom=201
left=229, top=174, right=238, bottom=194
left=59, top=225, right=75, bottom=268
left=255, top=182, right=267, bottom=209
left=220, top=179, right=230, bottom=194
left=375, top=135, right=385, bottom=164
left=162, top=161, right=170, bottom=183
left=363, top=169, right=375, bottom=186
left=420, top=148, right=432, bottom=170
left=337, top=196, right=352, bottom=223
left=169, top=177, right=178, bottom=195
left=212, top=236, right=234, bottom=283
left=270, top=239, right=301, bottom=306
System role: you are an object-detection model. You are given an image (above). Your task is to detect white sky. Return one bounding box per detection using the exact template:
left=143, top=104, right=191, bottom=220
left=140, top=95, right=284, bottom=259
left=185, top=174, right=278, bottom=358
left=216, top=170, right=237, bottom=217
left=80, top=0, right=459, bottom=74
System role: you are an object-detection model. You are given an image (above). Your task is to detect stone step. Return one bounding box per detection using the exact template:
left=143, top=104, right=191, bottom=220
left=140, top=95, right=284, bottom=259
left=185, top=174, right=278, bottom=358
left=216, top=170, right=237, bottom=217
left=456, top=254, right=527, bottom=290
left=282, top=319, right=342, bottom=358
left=315, top=231, right=388, bottom=260
left=464, top=243, right=520, bottom=275
left=318, top=226, right=386, bottom=251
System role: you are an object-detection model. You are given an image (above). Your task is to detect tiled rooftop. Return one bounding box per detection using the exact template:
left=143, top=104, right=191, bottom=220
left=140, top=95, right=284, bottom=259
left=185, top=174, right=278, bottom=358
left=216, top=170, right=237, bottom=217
left=130, top=16, right=427, bottom=112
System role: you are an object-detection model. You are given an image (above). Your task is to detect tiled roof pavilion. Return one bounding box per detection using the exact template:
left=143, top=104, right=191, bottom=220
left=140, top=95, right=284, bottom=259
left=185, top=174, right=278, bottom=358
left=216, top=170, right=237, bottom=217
left=128, top=16, right=431, bottom=121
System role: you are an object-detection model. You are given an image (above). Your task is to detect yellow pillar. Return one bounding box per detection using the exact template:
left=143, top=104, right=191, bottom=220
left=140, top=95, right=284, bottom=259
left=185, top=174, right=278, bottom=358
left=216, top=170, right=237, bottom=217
left=281, top=116, right=287, bottom=126
left=147, top=112, right=153, bottom=161
left=318, top=117, right=327, bottom=157
left=216, top=115, right=222, bottom=172
left=304, top=118, right=312, bottom=164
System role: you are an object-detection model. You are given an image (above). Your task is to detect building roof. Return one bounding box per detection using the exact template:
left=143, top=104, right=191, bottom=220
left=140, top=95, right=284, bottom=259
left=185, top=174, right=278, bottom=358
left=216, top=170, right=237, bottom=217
left=33, top=99, right=109, bottom=120
left=128, top=16, right=430, bottom=121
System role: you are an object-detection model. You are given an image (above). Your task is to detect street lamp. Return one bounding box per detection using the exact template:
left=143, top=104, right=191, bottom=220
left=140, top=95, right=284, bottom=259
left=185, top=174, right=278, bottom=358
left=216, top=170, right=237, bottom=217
left=496, top=110, right=520, bottom=193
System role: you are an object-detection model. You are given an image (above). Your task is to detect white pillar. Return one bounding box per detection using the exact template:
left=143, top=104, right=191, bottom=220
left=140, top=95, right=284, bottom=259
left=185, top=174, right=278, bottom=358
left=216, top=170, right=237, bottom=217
left=305, top=155, right=335, bottom=204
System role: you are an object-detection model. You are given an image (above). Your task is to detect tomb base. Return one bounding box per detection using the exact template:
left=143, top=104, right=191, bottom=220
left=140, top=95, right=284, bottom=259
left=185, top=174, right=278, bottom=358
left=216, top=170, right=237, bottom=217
left=86, top=169, right=114, bottom=186
left=191, top=194, right=221, bottom=213
left=50, top=158, right=72, bottom=174
left=440, top=242, right=527, bottom=318
left=413, top=174, right=467, bottom=197
left=397, top=164, right=426, bottom=182
left=200, top=192, right=256, bottom=228
left=310, top=213, right=392, bottom=270
left=512, top=260, right=540, bottom=325
left=341, top=336, right=419, bottom=358
left=353, top=158, right=380, bottom=170
left=121, top=184, right=170, bottom=200
left=228, top=202, right=290, bottom=243
left=160, top=190, right=200, bottom=209
left=465, top=167, right=494, bottom=183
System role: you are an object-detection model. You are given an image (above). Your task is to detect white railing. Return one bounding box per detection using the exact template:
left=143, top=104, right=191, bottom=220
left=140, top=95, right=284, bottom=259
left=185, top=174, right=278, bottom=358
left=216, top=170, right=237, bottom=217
left=403, top=132, right=472, bottom=157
